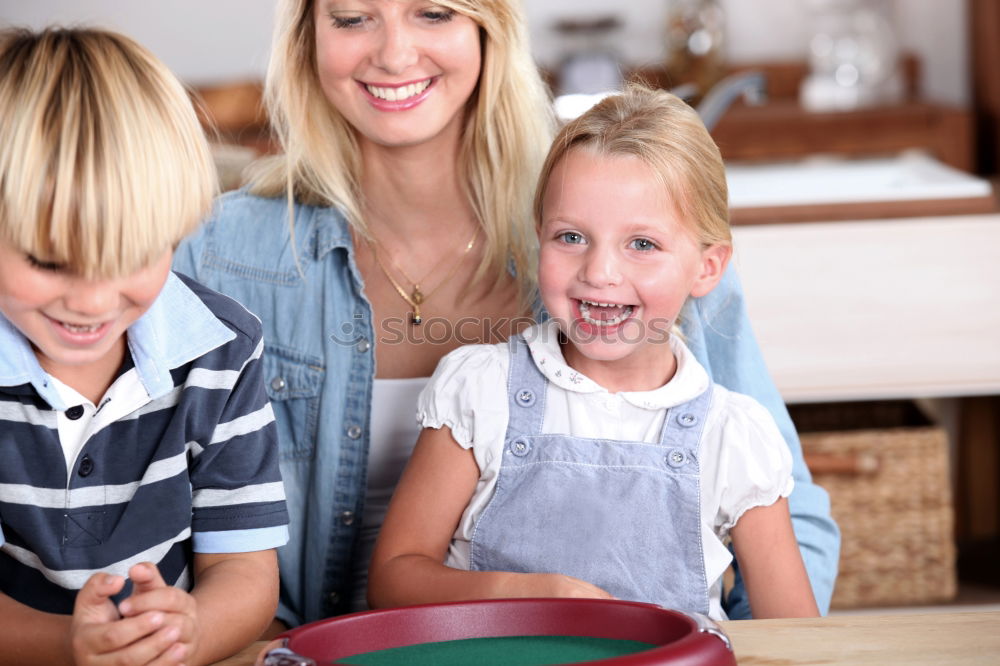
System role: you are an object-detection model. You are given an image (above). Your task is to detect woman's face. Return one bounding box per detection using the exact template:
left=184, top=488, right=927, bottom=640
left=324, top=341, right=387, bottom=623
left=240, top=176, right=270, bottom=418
left=314, top=0, right=482, bottom=149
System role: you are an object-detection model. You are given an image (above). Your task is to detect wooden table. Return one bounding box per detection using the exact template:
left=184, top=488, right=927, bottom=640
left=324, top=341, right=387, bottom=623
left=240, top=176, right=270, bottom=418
left=214, top=611, right=1000, bottom=665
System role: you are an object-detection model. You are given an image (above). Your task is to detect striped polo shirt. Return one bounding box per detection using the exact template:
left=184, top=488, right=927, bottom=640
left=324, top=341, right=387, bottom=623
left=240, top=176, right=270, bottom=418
left=0, top=272, right=289, bottom=613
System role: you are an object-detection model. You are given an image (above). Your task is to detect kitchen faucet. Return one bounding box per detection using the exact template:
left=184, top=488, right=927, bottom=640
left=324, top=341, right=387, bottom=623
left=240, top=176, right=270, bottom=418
left=692, top=70, right=766, bottom=132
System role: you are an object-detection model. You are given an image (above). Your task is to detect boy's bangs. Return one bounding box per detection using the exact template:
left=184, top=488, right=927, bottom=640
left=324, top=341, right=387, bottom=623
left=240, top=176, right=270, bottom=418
left=0, top=28, right=216, bottom=279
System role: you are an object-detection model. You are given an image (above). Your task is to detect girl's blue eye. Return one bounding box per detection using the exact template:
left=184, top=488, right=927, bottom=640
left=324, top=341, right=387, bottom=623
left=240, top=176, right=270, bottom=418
left=630, top=238, right=657, bottom=252
left=26, top=254, right=63, bottom=271
left=558, top=231, right=585, bottom=245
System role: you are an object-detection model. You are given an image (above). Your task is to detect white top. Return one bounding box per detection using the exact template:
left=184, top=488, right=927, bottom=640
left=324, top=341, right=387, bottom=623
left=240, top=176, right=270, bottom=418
left=349, top=376, right=428, bottom=612
left=417, top=321, right=794, bottom=619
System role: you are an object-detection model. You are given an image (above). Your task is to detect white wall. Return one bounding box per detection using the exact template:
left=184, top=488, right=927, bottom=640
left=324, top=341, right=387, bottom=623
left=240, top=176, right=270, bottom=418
left=0, top=0, right=969, bottom=104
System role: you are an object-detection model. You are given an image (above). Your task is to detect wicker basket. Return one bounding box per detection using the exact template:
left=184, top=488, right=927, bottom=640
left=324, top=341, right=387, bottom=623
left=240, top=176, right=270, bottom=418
left=792, top=401, right=957, bottom=609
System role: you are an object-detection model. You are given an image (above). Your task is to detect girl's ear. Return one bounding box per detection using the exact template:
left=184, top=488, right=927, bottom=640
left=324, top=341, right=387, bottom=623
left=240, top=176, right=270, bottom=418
left=689, top=244, right=732, bottom=298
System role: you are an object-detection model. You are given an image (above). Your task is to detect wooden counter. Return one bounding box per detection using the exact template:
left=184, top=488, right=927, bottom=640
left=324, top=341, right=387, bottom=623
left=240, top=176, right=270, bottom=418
left=214, top=610, right=1000, bottom=665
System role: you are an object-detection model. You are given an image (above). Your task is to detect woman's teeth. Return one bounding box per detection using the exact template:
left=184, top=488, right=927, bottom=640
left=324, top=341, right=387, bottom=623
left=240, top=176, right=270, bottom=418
left=579, top=300, right=634, bottom=326
left=366, top=79, right=431, bottom=102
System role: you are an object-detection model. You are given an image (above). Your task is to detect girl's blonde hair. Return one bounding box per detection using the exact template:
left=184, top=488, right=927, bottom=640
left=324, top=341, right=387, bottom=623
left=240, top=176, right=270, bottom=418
left=0, top=27, right=217, bottom=279
left=534, top=83, right=731, bottom=248
left=248, top=0, right=555, bottom=296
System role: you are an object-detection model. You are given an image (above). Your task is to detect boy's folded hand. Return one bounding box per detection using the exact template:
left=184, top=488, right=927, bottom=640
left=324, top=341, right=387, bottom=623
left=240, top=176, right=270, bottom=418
left=70, top=571, right=183, bottom=665
left=118, top=562, right=200, bottom=664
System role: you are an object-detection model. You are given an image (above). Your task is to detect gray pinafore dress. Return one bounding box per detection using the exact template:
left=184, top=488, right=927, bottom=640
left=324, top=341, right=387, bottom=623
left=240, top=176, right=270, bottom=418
left=469, top=335, right=713, bottom=614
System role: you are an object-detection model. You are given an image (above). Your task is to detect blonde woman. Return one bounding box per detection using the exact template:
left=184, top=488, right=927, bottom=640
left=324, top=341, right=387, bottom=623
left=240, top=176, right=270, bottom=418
left=174, top=0, right=839, bottom=630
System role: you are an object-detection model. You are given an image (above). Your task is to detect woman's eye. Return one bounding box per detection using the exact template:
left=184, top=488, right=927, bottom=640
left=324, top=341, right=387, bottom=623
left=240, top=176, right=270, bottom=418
left=420, top=7, right=456, bottom=23
left=630, top=238, right=657, bottom=252
left=558, top=231, right=585, bottom=245
left=26, top=254, right=63, bottom=271
left=328, top=13, right=367, bottom=29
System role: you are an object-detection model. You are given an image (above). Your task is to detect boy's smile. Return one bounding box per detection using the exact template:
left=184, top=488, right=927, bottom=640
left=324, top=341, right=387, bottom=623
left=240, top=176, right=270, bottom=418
left=537, top=148, right=728, bottom=392
left=0, top=239, right=172, bottom=401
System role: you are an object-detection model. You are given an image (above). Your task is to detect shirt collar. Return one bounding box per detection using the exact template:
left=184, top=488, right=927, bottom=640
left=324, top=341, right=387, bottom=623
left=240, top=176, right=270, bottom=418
left=0, top=271, right=235, bottom=409
left=523, top=319, right=710, bottom=410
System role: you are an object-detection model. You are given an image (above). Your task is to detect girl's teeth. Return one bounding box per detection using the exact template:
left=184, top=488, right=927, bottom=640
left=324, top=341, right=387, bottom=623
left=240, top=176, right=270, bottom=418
left=366, top=79, right=431, bottom=102
left=579, top=301, right=634, bottom=327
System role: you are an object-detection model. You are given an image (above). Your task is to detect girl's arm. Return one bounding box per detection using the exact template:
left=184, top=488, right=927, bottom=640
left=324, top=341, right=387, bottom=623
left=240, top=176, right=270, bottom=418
left=368, top=426, right=612, bottom=608
left=729, top=497, right=820, bottom=618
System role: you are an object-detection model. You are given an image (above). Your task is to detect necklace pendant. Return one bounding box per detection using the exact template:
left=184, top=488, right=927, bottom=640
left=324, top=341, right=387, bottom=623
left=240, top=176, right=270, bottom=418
left=411, top=286, right=424, bottom=305
left=410, top=311, right=422, bottom=325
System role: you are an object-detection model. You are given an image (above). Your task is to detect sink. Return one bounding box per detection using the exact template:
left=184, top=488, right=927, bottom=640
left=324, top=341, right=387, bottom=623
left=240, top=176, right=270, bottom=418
left=726, top=152, right=992, bottom=209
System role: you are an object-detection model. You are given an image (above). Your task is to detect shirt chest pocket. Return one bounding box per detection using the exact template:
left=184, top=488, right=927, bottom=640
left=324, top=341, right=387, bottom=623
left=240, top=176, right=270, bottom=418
left=262, top=347, right=324, bottom=460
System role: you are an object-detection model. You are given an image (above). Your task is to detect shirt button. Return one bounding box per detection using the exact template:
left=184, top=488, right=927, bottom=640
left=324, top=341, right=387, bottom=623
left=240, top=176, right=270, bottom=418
left=270, top=377, right=286, bottom=392
left=66, top=405, right=85, bottom=420
left=346, top=424, right=362, bottom=439
left=339, top=511, right=355, bottom=526
left=78, top=455, right=95, bottom=477
left=356, top=338, right=371, bottom=353
left=328, top=591, right=340, bottom=605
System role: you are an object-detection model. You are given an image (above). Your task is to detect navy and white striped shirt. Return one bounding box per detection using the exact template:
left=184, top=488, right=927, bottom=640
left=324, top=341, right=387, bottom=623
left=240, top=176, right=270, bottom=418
left=0, top=272, right=289, bottom=613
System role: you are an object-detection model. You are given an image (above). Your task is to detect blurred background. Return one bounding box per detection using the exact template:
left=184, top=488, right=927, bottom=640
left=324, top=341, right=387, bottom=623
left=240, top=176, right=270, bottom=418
left=3, top=0, right=999, bottom=618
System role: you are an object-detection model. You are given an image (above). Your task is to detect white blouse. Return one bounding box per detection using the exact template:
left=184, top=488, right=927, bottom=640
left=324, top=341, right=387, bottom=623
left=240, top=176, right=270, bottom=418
left=417, top=321, right=794, bottom=619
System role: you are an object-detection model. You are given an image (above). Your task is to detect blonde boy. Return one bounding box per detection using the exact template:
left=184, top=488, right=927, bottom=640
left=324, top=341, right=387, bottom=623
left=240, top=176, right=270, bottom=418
left=0, top=28, right=288, bottom=664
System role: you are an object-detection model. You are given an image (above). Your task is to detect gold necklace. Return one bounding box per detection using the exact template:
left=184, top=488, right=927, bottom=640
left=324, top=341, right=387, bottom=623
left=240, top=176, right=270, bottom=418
left=367, top=230, right=478, bottom=325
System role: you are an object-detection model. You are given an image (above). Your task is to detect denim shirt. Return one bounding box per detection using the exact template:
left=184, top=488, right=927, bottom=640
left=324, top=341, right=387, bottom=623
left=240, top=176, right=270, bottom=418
left=174, top=190, right=839, bottom=625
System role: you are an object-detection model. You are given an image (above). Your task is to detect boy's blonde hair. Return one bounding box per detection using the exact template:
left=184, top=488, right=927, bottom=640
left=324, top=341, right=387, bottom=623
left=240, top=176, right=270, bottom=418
left=0, top=27, right=216, bottom=279
left=249, top=0, right=555, bottom=296
left=534, top=83, right=731, bottom=248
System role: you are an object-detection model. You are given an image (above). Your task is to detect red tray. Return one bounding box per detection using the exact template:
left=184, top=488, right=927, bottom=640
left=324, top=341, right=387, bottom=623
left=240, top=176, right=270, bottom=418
left=263, top=598, right=736, bottom=665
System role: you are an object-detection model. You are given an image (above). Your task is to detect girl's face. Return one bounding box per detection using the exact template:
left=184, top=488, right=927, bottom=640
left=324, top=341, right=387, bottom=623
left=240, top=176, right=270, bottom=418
left=314, top=0, right=482, bottom=150
left=537, top=148, right=728, bottom=382
left=0, top=238, right=172, bottom=384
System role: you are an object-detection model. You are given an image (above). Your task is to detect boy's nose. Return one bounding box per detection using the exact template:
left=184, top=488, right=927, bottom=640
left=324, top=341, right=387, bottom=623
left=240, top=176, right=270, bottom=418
left=373, top=23, right=419, bottom=75
left=63, top=279, right=119, bottom=317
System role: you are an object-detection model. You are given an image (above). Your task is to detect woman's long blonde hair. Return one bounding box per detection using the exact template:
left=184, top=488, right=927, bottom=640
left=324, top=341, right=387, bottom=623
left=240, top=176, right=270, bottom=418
left=0, top=27, right=216, bottom=279
left=249, top=0, right=555, bottom=297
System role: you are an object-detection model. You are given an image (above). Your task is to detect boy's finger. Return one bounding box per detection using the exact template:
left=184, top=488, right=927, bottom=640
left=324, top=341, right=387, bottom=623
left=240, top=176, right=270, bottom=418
left=119, top=586, right=194, bottom=617
left=128, top=561, right=167, bottom=594
left=73, top=573, right=126, bottom=623
left=97, top=622, right=184, bottom=665
left=79, top=611, right=167, bottom=654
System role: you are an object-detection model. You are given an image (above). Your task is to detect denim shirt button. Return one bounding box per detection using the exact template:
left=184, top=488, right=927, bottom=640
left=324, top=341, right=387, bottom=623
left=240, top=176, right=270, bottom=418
left=339, top=511, right=355, bottom=526
left=666, top=449, right=687, bottom=467
left=676, top=412, right=698, bottom=427
left=270, top=376, right=286, bottom=392
left=346, top=424, right=362, bottom=439
left=356, top=338, right=371, bottom=353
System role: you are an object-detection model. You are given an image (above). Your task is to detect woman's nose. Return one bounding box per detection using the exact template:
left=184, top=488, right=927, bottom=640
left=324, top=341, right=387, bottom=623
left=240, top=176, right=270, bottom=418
left=579, top=247, right=623, bottom=288
left=373, top=22, right=419, bottom=75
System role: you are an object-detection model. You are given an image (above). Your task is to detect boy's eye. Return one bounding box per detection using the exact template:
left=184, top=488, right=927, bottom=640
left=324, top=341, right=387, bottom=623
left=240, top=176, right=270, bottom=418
left=25, top=254, right=64, bottom=271
left=557, top=231, right=585, bottom=245
left=629, top=238, right=657, bottom=252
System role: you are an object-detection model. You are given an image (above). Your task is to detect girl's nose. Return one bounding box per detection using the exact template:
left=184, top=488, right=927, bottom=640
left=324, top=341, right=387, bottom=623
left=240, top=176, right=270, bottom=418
left=579, top=247, right=623, bottom=288
left=373, top=22, right=419, bottom=75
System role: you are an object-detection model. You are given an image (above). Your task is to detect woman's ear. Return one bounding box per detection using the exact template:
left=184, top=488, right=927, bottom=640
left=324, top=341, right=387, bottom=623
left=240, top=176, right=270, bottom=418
left=689, top=244, right=732, bottom=298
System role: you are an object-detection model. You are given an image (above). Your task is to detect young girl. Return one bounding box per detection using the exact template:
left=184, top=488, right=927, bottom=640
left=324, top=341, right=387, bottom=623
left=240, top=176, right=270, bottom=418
left=0, top=28, right=288, bottom=664
left=368, top=84, right=820, bottom=620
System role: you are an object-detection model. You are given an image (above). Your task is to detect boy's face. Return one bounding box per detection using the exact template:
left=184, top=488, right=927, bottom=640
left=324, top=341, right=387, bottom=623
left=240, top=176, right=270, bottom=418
left=0, top=238, right=172, bottom=383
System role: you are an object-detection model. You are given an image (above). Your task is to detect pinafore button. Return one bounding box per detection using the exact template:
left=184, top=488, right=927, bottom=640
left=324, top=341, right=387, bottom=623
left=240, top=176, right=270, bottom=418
left=666, top=449, right=687, bottom=467
left=515, top=389, right=536, bottom=407
left=510, top=439, right=531, bottom=457
left=677, top=412, right=698, bottom=427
